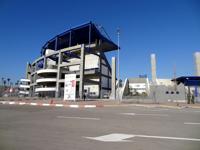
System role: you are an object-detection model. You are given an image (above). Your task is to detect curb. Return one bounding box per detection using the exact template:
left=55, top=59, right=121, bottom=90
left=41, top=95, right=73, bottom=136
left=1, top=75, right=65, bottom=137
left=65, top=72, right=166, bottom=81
left=1, top=101, right=200, bottom=109
left=105, top=103, right=200, bottom=109
left=0, top=101, right=103, bottom=108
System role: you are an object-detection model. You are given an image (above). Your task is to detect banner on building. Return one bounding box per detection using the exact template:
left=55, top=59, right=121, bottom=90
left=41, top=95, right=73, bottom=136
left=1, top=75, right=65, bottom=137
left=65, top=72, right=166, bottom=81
left=64, top=74, right=76, bottom=101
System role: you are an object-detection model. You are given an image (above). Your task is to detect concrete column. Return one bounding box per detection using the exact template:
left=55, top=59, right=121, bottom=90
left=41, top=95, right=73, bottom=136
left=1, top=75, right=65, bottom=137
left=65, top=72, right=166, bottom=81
left=29, top=85, right=33, bottom=97
left=107, top=61, right=110, bottom=90
left=29, top=65, right=33, bottom=97
left=79, top=44, right=85, bottom=99
left=55, top=51, right=62, bottom=98
left=34, top=63, right=37, bottom=72
left=25, top=62, right=29, bottom=79
left=151, top=53, right=157, bottom=84
left=43, top=57, right=47, bottom=69
left=99, top=53, right=102, bottom=98
left=111, top=57, right=116, bottom=99
left=32, top=85, right=35, bottom=97
left=194, top=52, right=200, bottom=76
left=194, top=52, right=200, bottom=102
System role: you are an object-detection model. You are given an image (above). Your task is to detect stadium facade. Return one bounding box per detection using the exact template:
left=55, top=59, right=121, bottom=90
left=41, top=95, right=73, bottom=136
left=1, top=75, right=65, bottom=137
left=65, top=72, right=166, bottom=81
left=19, top=22, right=118, bottom=99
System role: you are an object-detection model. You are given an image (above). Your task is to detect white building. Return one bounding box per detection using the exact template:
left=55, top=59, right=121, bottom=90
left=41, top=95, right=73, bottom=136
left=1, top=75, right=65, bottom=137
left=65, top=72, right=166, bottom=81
left=128, top=78, right=150, bottom=96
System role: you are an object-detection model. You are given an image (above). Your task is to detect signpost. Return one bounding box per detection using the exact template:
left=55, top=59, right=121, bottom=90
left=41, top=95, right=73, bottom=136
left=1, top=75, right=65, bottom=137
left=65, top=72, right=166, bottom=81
left=64, top=74, right=76, bottom=101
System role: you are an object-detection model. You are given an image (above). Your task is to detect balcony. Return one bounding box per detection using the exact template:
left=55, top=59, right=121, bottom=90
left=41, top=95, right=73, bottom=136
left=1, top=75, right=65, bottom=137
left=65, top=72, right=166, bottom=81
left=37, top=69, right=57, bottom=75
left=19, top=85, right=30, bottom=89
left=36, top=78, right=57, bottom=83
left=35, top=87, right=56, bottom=92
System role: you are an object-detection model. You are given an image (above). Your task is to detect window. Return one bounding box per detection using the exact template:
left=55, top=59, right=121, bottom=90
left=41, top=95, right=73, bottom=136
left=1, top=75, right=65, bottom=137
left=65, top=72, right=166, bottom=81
left=176, top=91, right=179, bottom=94
left=166, top=91, right=169, bottom=94
left=171, top=91, right=174, bottom=94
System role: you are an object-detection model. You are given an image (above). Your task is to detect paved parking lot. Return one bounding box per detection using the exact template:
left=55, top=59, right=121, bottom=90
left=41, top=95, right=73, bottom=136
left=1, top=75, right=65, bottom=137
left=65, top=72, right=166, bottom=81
left=0, top=105, right=200, bottom=150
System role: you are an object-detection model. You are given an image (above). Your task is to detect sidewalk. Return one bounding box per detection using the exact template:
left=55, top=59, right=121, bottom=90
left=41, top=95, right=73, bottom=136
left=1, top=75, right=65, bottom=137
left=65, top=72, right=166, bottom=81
left=0, top=97, right=200, bottom=109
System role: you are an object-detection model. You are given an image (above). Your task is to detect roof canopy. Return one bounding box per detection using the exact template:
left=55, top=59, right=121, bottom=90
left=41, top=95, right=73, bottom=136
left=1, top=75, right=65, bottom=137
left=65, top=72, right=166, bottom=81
left=172, top=76, right=200, bottom=86
left=41, top=22, right=118, bottom=55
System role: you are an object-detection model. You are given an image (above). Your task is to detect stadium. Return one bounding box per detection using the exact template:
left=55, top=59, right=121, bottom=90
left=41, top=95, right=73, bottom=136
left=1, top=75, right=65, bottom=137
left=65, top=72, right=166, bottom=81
left=19, top=22, right=118, bottom=99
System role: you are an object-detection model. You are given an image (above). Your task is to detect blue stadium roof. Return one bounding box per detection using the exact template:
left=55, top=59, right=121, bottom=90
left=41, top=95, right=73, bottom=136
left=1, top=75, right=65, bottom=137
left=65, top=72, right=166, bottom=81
left=41, top=22, right=118, bottom=55
left=172, top=76, right=200, bottom=86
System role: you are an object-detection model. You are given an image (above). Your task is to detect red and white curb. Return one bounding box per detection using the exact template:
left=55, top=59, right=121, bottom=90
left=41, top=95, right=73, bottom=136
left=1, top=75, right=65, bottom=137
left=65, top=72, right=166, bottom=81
left=0, top=101, right=103, bottom=108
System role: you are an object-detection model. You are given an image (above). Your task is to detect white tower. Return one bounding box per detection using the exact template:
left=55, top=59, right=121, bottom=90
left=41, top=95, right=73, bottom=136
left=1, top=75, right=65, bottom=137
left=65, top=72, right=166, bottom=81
left=194, top=52, right=200, bottom=76
left=151, top=53, right=157, bottom=84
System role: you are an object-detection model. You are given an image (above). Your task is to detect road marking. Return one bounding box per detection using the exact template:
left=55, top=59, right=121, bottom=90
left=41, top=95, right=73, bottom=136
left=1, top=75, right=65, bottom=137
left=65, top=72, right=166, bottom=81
left=121, top=113, right=169, bottom=117
left=84, top=105, right=96, bottom=108
left=9, top=102, right=15, bottom=105
left=57, top=116, right=100, bottom=120
left=69, top=105, right=79, bottom=108
left=19, top=102, right=26, bottom=105
left=42, top=103, right=50, bottom=106
left=85, top=133, right=134, bottom=142
left=150, top=109, right=169, bottom=111
left=84, top=133, right=200, bottom=142
left=184, top=122, right=200, bottom=125
left=134, top=134, right=200, bottom=141
left=55, top=104, right=64, bottom=107
left=30, top=103, right=37, bottom=106
left=134, top=104, right=155, bottom=108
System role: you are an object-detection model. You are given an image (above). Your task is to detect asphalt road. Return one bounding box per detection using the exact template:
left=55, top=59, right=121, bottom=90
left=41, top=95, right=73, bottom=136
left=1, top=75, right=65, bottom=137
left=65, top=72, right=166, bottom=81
left=0, top=105, right=200, bottom=150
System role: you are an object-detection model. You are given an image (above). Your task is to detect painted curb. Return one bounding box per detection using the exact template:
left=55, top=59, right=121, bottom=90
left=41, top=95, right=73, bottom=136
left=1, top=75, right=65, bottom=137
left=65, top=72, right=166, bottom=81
left=0, top=101, right=102, bottom=108
left=1, top=101, right=200, bottom=109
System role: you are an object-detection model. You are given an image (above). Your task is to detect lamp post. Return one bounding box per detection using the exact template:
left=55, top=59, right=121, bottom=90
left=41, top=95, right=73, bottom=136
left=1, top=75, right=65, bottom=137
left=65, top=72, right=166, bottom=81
left=117, top=28, right=120, bottom=101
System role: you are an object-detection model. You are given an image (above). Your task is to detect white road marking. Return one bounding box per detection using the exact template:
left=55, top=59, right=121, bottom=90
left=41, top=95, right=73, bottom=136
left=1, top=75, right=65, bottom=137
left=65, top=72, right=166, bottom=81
left=121, top=113, right=169, bottom=117
left=30, top=103, right=37, bottom=106
left=9, top=102, right=15, bottom=105
left=57, top=116, right=100, bottom=120
left=84, top=105, right=96, bottom=108
left=84, top=133, right=200, bottom=142
left=19, top=102, right=26, bottom=105
left=55, top=104, right=64, bottom=107
left=150, top=109, right=169, bottom=111
left=69, top=105, right=79, bottom=108
left=85, top=133, right=134, bottom=142
left=42, top=103, right=50, bottom=106
left=134, top=134, right=200, bottom=142
left=184, top=122, right=200, bottom=125
left=121, top=113, right=136, bottom=115
left=134, top=104, right=155, bottom=108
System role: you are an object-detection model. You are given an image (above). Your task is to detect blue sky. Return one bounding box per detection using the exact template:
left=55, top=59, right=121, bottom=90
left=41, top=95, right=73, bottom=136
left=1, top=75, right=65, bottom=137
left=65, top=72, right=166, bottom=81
left=0, top=0, right=200, bottom=83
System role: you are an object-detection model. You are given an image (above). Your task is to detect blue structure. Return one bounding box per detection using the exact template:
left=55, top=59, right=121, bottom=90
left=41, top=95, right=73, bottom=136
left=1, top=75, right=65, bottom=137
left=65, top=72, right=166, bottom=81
left=172, top=76, right=200, bottom=86
left=172, top=76, right=200, bottom=103
left=41, top=22, right=118, bottom=55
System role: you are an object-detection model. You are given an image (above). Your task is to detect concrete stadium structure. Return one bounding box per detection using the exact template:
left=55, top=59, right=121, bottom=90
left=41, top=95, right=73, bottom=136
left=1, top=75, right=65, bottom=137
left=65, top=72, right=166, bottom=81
left=21, top=22, right=118, bottom=99
left=19, top=78, right=30, bottom=96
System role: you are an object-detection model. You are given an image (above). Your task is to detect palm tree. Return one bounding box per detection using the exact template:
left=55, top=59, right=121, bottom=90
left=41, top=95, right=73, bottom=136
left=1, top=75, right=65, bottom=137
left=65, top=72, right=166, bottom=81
left=1, top=77, right=4, bottom=86
left=7, top=78, right=10, bottom=86
left=3, top=80, right=6, bottom=89
left=15, top=80, right=19, bottom=86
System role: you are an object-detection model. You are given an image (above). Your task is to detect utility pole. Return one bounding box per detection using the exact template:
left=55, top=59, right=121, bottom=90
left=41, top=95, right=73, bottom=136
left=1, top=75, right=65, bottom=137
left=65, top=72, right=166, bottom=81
left=117, top=28, right=120, bottom=102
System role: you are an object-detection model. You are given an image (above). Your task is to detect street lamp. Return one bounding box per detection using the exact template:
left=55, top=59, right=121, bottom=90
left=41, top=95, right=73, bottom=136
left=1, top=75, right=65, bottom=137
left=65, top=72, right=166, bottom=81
left=117, top=28, right=120, bottom=101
